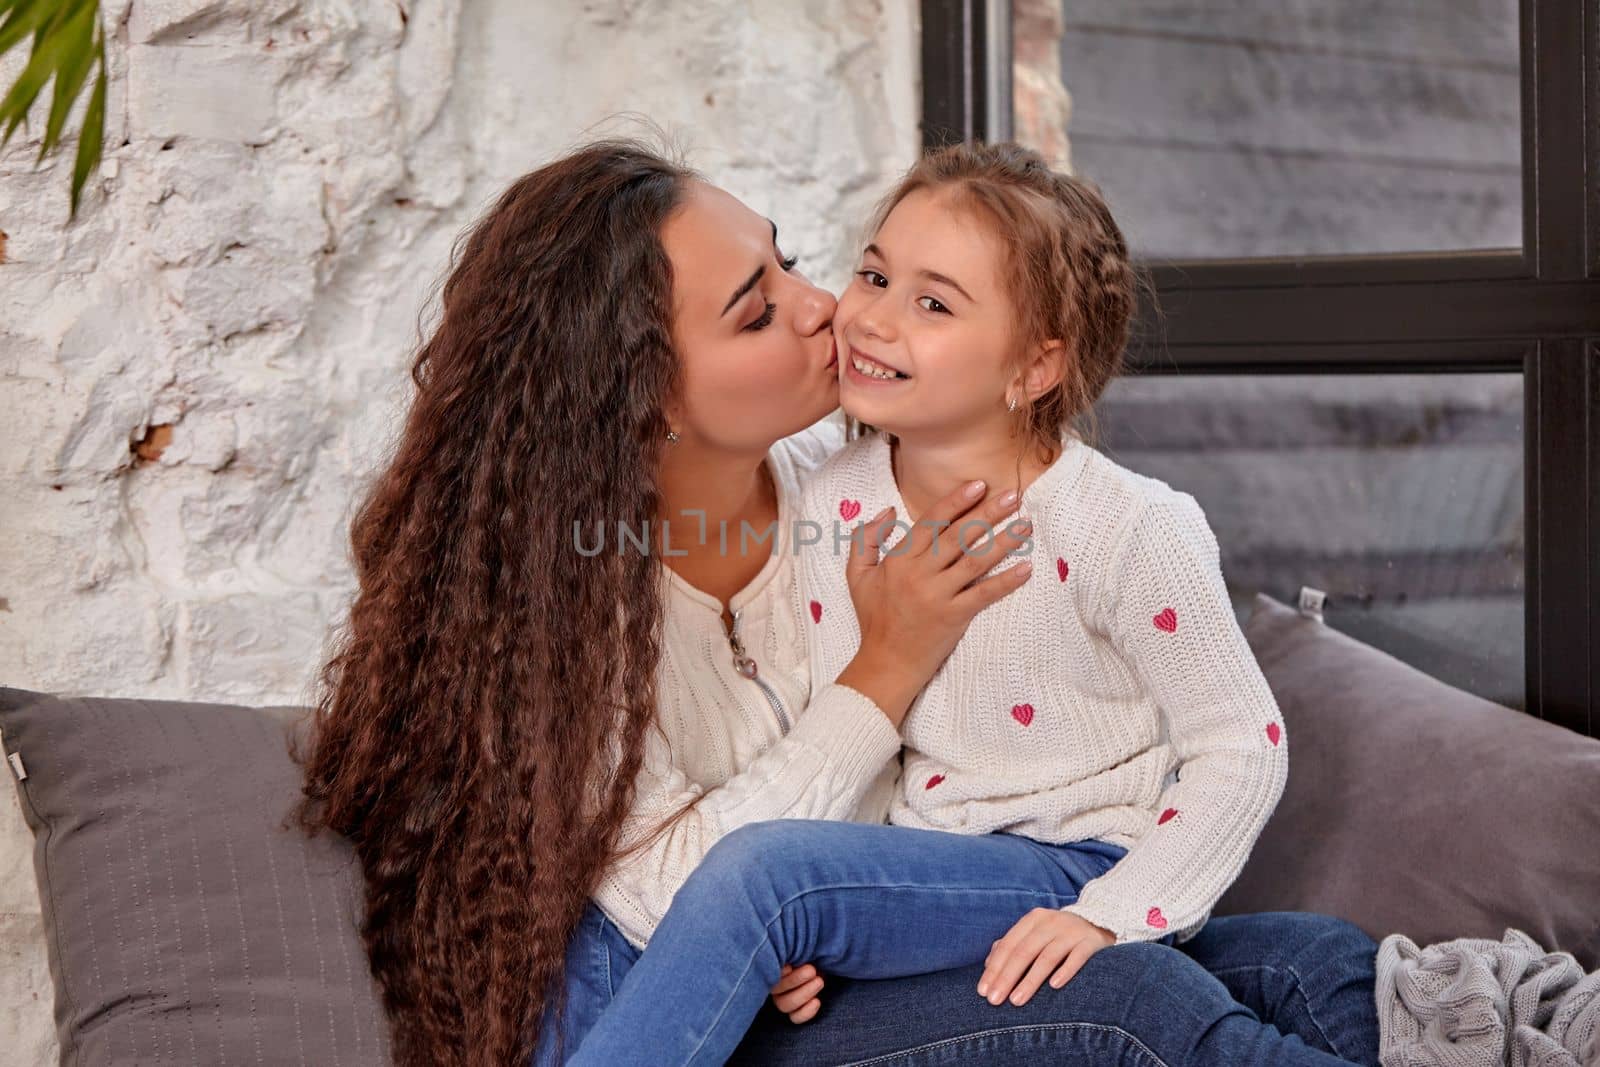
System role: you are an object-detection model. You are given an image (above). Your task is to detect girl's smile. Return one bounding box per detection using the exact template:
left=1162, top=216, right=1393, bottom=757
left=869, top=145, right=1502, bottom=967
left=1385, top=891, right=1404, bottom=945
left=833, top=186, right=1023, bottom=437
left=842, top=343, right=913, bottom=386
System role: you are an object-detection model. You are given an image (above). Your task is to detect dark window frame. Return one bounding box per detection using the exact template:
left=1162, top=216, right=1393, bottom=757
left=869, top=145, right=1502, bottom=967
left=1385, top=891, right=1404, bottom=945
left=921, top=0, right=1598, bottom=736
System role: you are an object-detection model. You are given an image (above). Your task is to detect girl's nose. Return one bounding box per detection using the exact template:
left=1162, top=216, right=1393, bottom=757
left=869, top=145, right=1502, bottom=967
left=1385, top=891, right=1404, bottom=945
left=854, top=299, right=895, bottom=343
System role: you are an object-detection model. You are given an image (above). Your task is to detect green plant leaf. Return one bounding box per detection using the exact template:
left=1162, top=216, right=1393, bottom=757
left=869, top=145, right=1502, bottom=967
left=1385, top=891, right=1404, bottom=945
left=39, top=0, right=94, bottom=158
left=0, top=0, right=53, bottom=60
left=0, top=0, right=106, bottom=219
left=0, top=2, right=80, bottom=149
left=67, top=38, right=103, bottom=221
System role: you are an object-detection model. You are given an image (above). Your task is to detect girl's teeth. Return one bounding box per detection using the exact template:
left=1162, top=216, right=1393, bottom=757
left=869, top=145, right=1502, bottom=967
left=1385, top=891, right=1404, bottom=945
left=852, top=355, right=904, bottom=380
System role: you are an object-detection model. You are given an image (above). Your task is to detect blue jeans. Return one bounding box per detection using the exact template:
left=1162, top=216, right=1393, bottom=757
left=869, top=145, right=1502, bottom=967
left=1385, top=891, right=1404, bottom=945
left=536, top=819, right=1380, bottom=1066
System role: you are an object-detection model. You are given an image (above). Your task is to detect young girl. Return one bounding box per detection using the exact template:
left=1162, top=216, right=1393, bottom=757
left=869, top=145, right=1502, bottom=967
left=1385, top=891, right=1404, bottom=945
left=566, top=142, right=1301, bottom=1067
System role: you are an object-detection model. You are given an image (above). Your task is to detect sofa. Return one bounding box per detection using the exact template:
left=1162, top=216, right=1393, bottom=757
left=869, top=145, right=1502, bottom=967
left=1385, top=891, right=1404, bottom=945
left=3, top=592, right=1598, bottom=1064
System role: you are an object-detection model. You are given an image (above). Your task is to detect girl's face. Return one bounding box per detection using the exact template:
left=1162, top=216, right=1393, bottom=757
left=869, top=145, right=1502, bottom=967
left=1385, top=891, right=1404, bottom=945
left=834, top=187, right=1019, bottom=442
left=661, top=180, right=841, bottom=454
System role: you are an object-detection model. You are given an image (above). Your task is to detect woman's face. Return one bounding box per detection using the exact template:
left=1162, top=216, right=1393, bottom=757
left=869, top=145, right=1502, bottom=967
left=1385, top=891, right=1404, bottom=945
left=661, top=181, right=840, bottom=454
left=833, top=186, right=1019, bottom=441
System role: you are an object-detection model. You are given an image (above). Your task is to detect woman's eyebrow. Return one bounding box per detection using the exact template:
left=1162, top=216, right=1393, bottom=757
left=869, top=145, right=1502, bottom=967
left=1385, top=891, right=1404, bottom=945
left=721, top=219, right=782, bottom=318
left=721, top=265, right=764, bottom=317
left=864, top=242, right=974, bottom=303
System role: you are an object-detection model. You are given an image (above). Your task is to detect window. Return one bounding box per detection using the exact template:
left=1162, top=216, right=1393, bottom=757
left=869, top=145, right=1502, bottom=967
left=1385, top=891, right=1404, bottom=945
left=921, top=0, right=1598, bottom=735
left=1031, top=2, right=1522, bottom=260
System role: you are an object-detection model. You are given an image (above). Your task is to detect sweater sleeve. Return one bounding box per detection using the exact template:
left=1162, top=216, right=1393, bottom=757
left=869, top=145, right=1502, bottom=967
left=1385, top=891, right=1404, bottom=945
left=1060, top=492, right=1288, bottom=944
left=592, top=680, right=903, bottom=950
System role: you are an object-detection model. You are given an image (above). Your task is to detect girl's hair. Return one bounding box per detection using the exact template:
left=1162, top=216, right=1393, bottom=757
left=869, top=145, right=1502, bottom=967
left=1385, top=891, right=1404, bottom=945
left=846, top=141, right=1144, bottom=464
left=285, top=138, right=707, bottom=1066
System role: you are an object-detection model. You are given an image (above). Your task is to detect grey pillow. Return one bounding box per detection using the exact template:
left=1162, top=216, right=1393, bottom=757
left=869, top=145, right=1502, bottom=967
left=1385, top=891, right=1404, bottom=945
left=0, top=687, right=391, bottom=1065
left=1216, top=595, right=1600, bottom=969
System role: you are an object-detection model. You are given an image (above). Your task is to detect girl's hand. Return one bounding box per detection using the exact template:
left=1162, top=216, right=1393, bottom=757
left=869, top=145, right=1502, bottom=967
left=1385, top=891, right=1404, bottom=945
left=838, top=483, right=1033, bottom=728
left=977, top=909, right=1116, bottom=1007
left=770, top=963, right=824, bottom=1024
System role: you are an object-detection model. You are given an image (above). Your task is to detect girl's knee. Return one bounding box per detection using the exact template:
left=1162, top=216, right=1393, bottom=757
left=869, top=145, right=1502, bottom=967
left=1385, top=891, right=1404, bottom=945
left=696, top=819, right=811, bottom=886
left=1092, top=941, right=1213, bottom=993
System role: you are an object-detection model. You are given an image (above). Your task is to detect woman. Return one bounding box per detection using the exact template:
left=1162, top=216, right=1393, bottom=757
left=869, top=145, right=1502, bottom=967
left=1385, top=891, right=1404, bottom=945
left=290, top=138, right=1380, bottom=1066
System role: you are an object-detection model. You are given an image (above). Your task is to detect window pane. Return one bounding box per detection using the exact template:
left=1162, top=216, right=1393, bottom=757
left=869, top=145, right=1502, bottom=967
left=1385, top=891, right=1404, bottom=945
left=1012, top=0, right=1522, bottom=259
left=1089, top=372, right=1524, bottom=708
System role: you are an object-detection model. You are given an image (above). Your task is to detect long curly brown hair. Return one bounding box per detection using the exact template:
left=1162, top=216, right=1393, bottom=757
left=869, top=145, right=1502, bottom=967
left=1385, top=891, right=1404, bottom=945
left=285, top=139, right=706, bottom=1066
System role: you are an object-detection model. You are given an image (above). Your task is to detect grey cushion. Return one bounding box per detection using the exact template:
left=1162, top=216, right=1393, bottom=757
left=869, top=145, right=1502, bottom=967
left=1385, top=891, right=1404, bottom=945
left=1216, top=594, right=1600, bottom=969
left=0, top=687, right=391, bottom=1065
left=8, top=596, right=1600, bottom=1063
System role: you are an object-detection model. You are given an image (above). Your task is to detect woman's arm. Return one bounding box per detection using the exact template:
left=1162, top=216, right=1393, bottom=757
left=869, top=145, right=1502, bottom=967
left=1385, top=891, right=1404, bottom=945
left=592, top=677, right=905, bottom=950
left=1059, top=492, right=1289, bottom=944
left=595, top=482, right=1035, bottom=949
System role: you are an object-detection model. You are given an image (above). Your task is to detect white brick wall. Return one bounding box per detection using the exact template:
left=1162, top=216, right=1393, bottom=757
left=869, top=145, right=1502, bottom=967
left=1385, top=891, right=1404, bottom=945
left=0, top=0, right=921, bottom=1057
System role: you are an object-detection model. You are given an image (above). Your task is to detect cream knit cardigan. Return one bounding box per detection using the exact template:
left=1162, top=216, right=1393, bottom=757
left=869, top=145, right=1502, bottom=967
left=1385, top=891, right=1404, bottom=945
left=592, top=418, right=903, bottom=951
left=592, top=418, right=1287, bottom=951
left=797, top=429, right=1288, bottom=945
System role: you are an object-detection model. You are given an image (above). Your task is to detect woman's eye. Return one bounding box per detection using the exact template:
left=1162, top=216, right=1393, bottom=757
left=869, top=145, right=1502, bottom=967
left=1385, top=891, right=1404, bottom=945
left=745, top=302, right=777, bottom=332
left=855, top=269, right=887, bottom=288
left=780, top=253, right=799, bottom=271
left=918, top=296, right=951, bottom=315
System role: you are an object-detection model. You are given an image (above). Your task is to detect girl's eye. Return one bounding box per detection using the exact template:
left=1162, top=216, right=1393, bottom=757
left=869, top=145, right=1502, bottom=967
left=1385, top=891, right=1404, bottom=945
left=855, top=269, right=887, bottom=288
left=780, top=253, right=799, bottom=271
left=918, top=296, right=951, bottom=315
left=745, top=302, right=777, bottom=332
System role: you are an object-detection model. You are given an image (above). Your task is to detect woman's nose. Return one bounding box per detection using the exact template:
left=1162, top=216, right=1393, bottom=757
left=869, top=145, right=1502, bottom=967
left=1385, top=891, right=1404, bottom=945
left=794, top=280, right=837, bottom=335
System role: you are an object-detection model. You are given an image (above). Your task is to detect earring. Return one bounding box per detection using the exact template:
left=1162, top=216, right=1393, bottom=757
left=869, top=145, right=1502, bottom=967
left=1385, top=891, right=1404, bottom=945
left=666, top=430, right=680, bottom=443
left=1006, top=395, right=1018, bottom=414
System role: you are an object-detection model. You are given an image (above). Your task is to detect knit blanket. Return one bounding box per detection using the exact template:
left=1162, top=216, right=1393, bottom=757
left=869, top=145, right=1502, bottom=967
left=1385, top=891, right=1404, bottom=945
left=1376, top=928, right=1600, bottom=1066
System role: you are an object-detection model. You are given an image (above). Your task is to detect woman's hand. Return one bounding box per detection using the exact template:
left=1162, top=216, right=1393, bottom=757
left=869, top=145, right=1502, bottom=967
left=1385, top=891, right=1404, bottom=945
left=836, top=482, right=1033, bottom=728
left=977, top=909, right=1116, bottom=1007
left=770, top=963, right=825, bottom=1024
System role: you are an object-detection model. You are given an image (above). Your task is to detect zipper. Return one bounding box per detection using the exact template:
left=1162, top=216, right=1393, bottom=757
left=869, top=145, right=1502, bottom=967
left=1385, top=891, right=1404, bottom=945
left=727, top=607, right=792, bottom=734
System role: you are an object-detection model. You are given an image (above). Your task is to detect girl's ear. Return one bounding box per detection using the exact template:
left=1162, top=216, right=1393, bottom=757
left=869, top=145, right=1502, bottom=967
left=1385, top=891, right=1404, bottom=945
left=1021, top=340, right=1068, bottom=401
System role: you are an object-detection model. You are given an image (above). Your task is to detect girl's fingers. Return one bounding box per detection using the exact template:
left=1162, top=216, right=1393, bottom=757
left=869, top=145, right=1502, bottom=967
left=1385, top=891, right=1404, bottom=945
left=1048, top=939, right=1101, bottom=991
left=980, top=912, right=1056, bottom=1004
left=787, top=997, right=822, bottom=1024
left=1009, top=938, right=1077, bottom=1006
left=979, top=917, right=1032, bottom=1001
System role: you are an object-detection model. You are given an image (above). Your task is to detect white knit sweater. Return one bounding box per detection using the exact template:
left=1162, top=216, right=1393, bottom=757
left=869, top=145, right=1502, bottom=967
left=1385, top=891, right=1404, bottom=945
left=591, top=417, right=904, bottom=951
left=796, top=429, right=1289, bottom=945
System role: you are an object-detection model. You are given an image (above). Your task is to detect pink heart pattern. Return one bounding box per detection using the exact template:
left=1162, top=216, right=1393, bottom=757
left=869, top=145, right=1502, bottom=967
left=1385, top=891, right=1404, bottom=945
left=925, top=774, right=945, bottom=790
left=1057, top=557, right=1069, bottom=582
left=1153, top=607, right=1178, bottom=633
left=809, top=600, right=823, bottom=624
left=839, top=498, right=862, bottom=521
left=1157, top=808, right=1179, bottom=826
left=1147, top=907, right=1168, bottom=930
left=1011, top=703, right=1035, bottom=727
left=1266, top=722, right=1282, bottom=747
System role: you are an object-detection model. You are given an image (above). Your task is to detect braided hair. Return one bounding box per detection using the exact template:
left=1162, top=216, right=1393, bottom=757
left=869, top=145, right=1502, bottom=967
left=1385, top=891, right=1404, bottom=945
left=849, top=141, right=1144, bottom=462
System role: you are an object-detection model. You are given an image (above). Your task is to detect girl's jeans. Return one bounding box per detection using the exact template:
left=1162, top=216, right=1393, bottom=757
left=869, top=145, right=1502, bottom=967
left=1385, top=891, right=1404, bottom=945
left=537, top=818, right=1380, bottom=1067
